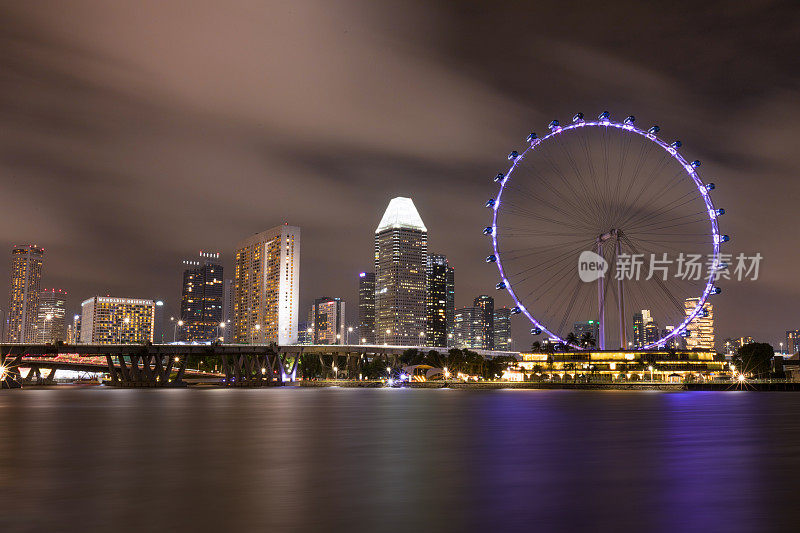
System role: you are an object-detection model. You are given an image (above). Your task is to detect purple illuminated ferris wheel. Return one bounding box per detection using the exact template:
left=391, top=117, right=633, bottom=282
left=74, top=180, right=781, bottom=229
left=486, top=112, right=726, bottom=350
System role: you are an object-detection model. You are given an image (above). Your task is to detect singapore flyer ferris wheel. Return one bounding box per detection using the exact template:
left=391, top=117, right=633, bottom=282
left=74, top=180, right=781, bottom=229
left=486, top=112, right=727, bottom=351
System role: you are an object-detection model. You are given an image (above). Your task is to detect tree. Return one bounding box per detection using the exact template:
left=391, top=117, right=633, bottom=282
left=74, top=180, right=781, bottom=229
left=580, top=332, right=596, bottom=348
left=530, top=341, right=542, bottom=353
left=565, top=332, right=579, bottom=346
left=734, top=342, right=774, bottom=377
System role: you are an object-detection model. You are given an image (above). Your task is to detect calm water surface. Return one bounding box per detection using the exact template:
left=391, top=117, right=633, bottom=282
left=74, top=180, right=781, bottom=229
left=1, top=387, right=799, bottom=532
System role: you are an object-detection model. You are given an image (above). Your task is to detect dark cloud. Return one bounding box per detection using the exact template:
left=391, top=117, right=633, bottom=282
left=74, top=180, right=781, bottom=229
left=0, top=1, right=797, bottom=346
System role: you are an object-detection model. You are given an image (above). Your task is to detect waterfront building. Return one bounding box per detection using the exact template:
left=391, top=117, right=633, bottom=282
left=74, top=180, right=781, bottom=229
left=517, top=350, right=724, bottom=381
left=374, top=197, right=427, bottom=346
left=358, top=272, right=375, bottom=344
left=426, top=254, right=454, bottom=347
left=180, top=252, right=224, bottom=342
left=79, top=297, right=155, bottom=344
left=233, top=225, right=300, bottom=344
left=573, top=320, right=599, bottom=347
left=453, top=307, right=482, bottom=349
left=685, top=297, right=714, bottom=350
left=222, top=279, right=234, bottom=342
left=632, top=310, right=652, bottom=348
left=662, top=326, right=681, bottom=349
left=787, top=330, right=800, bottom=355
left=474, top=295, right=494, bottom=350
left=311, top=297, right=345, bottom=344
left=7, top=244, right=44, bottom=342
left=34, top=288, right=67, bottom=343
left=494, top=307, right=512, bottom=350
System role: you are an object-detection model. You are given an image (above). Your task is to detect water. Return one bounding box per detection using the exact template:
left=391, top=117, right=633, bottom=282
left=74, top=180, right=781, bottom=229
left=1, top=387, right=799, bottom=532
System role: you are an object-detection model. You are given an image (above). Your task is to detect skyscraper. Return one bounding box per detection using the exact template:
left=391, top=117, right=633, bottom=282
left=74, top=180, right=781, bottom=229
left=632, top=310, right=653, bottom=348
left=426, top=254, right=454, bottom=347
left=494, top=307, right=512, bottom=350
left=34, top=288, right=67, bottom=343
left=8, top=244, right=44, bottom=342
left=79, top=296, right=155, bottom=344
left=573, top=320, right=599, bottom=347
left=180, top=252, right=224, bottom=343
left=786, top=330, right=800, bottom=355
left=453, top=307, right=483, bottom=349
left=374, top=197, right=427, bottom=346
left=234, top=225, right=300, bottom=344
left=358, top=272, right=375, bottom=344
left=222, top=278, right=234, bottom=342
left=474, top=295, right=494, bottom=350
left=685, top=297, right=714, bottom=350
left=311, top=297, right=346, bottom=344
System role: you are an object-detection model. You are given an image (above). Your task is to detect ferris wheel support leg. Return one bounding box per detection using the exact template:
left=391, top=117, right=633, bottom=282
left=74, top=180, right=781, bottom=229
left=597, top=242, right=605, bottom=350
left=617, top=239, right=626, bottom=349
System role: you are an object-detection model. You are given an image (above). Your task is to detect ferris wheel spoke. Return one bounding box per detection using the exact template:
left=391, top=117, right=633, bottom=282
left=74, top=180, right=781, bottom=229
left=535, top=143, right=602, bottom=224
left=552, top=133, right=606, bottom=226
left=510, top=157, right=593, bottom=224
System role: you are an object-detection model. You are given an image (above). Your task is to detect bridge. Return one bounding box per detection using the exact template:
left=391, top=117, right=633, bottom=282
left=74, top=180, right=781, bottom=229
left=0, top=343, right=519, bottom=388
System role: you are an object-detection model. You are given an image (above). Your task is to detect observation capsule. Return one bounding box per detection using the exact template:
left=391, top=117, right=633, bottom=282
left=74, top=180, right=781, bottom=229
left=716, top=208, right=725, bottom=216
left=483, top=226, right=493, bottom=235
left=707, top=183, right=715, bottom=190
left=572, top=112, right=584, bottom=123
left=495, top=281, right=506, bottom=290
left=526, top=132, right=538, bottom=142
left=485, top=198, right=496, bottom=208
left=691, top=160, right=701, bottom=168
left=507, top=150, right=519, bottom=160
left=548, top=119, right=560, bottom=130
left=712, top=286, right=722, bottom=295
left=493, top=173, right=504, bottom=183
left=485, top=255, right=497, bottom=263
left=511, top=306, right=522, bottom=315
left=647, top=125, right=660, bottom=134
left=624, top=115, right=636, bottom=125
left=530, top=328, right=542, bottom=335
left=598, top=111, right=610, bottom=121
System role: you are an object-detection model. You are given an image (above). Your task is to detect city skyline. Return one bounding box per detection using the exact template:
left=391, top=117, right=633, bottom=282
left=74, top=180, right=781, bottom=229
left=1, top=3, right=796, bottom=348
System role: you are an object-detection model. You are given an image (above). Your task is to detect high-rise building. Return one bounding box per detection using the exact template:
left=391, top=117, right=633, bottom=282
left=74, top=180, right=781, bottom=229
left=453, top=307, right=483, bottom=349
left=786, top=330, right=800, bottom=355
left=358, top=272, right=376, bottom=344
left=79, top=297, right=155, bottom=344
left=474, top=295, right=494, bottom=350
left=180, top=252, right=224, bottom=343
left=494, top=307, right=512, bottom=350
left=644, top=320, right=660, bottom=346
left=8, top=244, right=44, bottom=342
left=234, top=225, right=300, bottom=344
left=426, top=254, right=454, bottom=347
left=311, top=297, right=345, bottom=344
left=153, top=300, right=166, bottom=343
left=662, top=326, right=681, bottom=349
left=723, top=336, right=754, bottom=355
left=297, top=321, right=313, bottom=345
left=632, top=310, right=653, bottom=348
left=374, top=197, right=427, bottom=346
left=574, top=320, right=599, bottom=347
left=34, top=288, right=67, bottom=343
left=70, top=314, right=81, bottom=344
left=685, top=297, right=714, bottom=350
left=222, top=279, right=234, bottom=342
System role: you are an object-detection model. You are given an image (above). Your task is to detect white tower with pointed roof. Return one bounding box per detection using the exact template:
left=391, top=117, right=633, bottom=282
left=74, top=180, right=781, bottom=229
left=374, top=197, right=428, bottom=346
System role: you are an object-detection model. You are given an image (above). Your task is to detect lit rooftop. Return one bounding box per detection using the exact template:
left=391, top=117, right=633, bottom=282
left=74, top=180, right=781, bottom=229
left=375, top=197, right=427, bottom=233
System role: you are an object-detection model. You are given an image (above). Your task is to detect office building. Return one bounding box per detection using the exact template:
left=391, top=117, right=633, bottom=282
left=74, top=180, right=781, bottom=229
left=180, top=252, right=224, bottom=342
left=644, top=320, right=660, bottom=346
left=494, top=307, right=512, bottom=350
left=723, top=336, right=754, bottom=355
left=79, top=297, right=155, bottom=344
left=358, top=272, right=375, bottom=344
left=7, top=244, right=44, bottom=342
left=474, top=295, right=494, bottom=350
left=632, top=310, right=653, bottom=348
left=573, top=320, right=599, bottom=347
left=685, top=297, right=714, bottom=350
left=153, top=300, right=166, bottom=343
left=426, top=254, right=454, bottom=347
left=297, top=321, right=313, bottom=345
left=234, top=225, right=300, bottom=344
left=453, top=307, right=482, bottom=349
left=787, top=330, right=800, bottom=355
left=311, top=297, right=345, bottom=344
left=34, top=288, right=67, bottom=343
left=222, top=279, right=234, bottom=342
left=374, top=197, right=427, bottom=346
left=69, top=314, right=81, bottom=344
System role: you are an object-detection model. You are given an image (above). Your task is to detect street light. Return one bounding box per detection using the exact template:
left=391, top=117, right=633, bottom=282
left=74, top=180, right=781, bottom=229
left=217, top=321, right=225, bottom=343
left=171, top=318, right=184, bottom=343
left=119, top=316, right=130, bottom=344
left=347, top=326, right=353, bottom=345
left=384, top=328, right=391, bottom=345
left=333, top=366, right=338, bottom=379
left=648, top=365, right=654, bottom=381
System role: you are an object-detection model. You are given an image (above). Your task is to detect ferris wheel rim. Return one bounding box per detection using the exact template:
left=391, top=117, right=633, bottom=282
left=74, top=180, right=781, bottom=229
left=489, top=116, right=722, bottom=351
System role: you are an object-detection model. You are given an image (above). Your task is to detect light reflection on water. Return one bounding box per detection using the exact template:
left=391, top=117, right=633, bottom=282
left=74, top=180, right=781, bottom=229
left=1, top=388, right=799, bottom=532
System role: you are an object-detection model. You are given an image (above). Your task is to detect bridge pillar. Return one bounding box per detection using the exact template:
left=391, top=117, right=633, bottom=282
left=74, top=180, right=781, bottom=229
left=219, top=351, right=279, bottom=387
left=105, top=351, right=188, bottom=387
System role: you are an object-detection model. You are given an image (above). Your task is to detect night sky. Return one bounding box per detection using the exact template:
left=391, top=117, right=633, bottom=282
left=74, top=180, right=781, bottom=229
left=0, top=1, right=798, bottom=347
